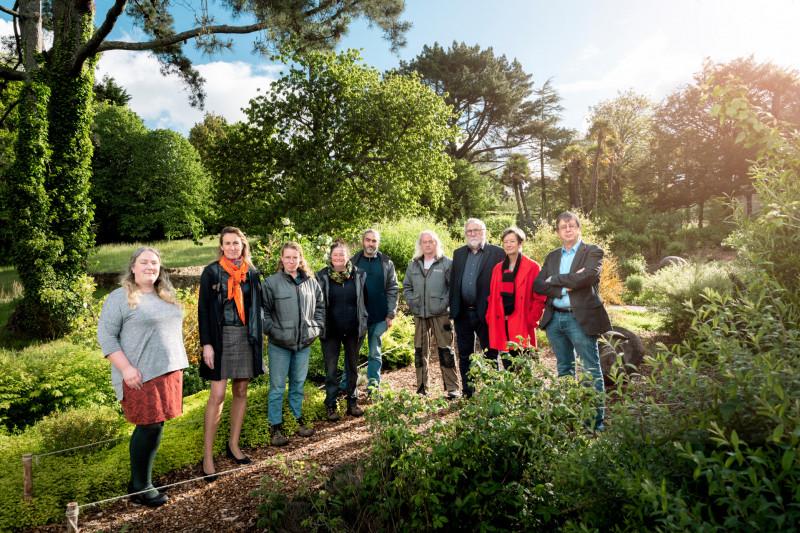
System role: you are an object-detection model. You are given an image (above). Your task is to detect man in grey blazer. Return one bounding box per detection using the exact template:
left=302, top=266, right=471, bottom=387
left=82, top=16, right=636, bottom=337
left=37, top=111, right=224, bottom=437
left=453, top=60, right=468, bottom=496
left=534, top=212, right=611, bottom=430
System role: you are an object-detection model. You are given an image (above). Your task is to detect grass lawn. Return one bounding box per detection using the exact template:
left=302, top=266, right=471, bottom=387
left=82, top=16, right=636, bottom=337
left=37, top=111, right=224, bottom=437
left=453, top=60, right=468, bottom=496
left=608, top=307, right=666, bottom=333
left=87, top=236, right=219, bottom=272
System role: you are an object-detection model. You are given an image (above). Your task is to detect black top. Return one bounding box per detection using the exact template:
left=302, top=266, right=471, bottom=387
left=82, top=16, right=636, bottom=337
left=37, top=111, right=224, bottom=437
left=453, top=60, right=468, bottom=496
left=222, top=271, right=251, bottom=326
left=357, top=255, right=387, bottom=324
left=327, top=277, right=358, bottom=335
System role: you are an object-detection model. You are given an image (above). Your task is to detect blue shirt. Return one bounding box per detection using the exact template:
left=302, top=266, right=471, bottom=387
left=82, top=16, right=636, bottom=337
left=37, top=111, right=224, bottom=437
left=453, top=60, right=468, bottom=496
left=552, top=239, right=582, bottom=309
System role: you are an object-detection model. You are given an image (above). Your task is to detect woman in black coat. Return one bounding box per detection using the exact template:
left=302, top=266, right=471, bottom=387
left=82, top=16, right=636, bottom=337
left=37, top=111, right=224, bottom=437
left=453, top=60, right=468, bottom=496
left=199, top=227, right=265, bottom=480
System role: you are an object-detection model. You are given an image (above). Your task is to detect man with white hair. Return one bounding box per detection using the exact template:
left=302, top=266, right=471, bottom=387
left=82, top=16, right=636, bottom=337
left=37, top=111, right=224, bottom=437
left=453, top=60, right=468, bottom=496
left=403, top=230, right=459, bottom=398
left=449, top=218, right=505, bottom=397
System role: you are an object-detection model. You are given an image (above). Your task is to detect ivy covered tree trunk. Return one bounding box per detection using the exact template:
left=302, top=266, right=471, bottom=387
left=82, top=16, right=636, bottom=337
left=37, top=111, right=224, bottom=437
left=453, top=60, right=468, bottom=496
left=7, top=1, right=95, bottom=338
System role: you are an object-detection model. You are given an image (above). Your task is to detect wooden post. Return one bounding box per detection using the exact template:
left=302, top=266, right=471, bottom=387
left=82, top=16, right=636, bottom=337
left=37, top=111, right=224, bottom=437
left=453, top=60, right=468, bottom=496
left=22, top=454, right=33, bottom=501
left=65, top=502, right=79, bottom=532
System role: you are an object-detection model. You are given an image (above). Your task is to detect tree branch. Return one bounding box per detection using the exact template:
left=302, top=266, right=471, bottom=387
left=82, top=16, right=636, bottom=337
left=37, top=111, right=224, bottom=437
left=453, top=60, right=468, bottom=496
left=0, top=95, right=21, bottom=127
left=0, top=4, right=18, bottom=17
left=71, top=0, right=127, bottom=75
left=0, top=66, right=25, bottom=81
left=97, top=21, right=271, bottom=53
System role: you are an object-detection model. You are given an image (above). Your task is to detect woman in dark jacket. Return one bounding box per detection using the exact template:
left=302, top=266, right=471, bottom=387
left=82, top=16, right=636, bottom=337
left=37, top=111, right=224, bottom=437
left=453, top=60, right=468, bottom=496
left=316, top=241, right=367, bottom=421
left=199, top=227, right=265, bottom=480
left=263, top=241, right=325, bottom=446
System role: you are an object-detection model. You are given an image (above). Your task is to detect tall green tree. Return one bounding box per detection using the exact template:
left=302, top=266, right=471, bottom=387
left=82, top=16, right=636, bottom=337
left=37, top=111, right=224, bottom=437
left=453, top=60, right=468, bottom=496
left=587, top=117, right=613, bottom=214
left=236, top=49, right=456, bottom=235
left=587, top=90, right=653, bottom=205
left=501, top=153, right=532, bottom=227
left=0, top=0, right=409, bottom=337
left=561, top=143, right=588, bottom=210
left=529, top=79, right=573, bottom=218
left=400, top=41, right=535, bottom=167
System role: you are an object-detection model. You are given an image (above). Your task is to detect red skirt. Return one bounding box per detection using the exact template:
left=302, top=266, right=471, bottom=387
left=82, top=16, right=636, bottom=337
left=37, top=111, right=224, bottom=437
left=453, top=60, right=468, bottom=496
left=121, top=370, right=183, bottom=425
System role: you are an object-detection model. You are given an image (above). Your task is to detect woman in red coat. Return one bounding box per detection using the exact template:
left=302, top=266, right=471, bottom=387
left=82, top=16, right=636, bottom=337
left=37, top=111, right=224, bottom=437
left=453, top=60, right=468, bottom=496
left=486, top=226, right=547, bottom=370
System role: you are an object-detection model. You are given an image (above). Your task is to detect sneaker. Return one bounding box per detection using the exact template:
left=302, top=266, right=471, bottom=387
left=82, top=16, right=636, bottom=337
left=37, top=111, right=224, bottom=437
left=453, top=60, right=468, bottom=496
left=346, top=401, right=364, bottom=417
left=271, top=425, right=289, bottom=447
left=297, top=418, right=315, bottom=437
left=326, top=406, right=341, bottom=422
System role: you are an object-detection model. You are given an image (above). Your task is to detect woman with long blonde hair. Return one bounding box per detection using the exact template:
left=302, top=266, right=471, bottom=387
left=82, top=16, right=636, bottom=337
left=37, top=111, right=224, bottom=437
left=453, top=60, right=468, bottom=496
left=98, top=247, right=188, bottom=507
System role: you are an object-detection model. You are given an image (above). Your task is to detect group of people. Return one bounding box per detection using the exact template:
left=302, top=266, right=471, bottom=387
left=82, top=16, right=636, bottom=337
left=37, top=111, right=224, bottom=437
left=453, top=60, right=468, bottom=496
left=97, top=212, right=611, bottom=508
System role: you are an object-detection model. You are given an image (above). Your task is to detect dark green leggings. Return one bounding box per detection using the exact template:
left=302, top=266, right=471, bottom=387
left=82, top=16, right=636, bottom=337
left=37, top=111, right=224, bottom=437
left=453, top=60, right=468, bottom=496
left=129, top=422, right=164, bottom=494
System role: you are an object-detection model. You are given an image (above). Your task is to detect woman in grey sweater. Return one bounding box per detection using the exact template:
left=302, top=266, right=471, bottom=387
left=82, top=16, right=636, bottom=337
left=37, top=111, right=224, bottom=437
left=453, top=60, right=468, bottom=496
left=97, top=247, right=188, bottom=508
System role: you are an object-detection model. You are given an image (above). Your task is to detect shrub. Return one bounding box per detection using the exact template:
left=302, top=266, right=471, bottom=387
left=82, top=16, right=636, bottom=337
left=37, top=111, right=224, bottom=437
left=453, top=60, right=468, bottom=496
left=0, top=341, right=116, bottom=431
left=251, top=218, right=331, bottom=275
left=373, top=217, right=457, bottom=282
left=642, top=261, right=735, bottom=337
left=623, top=274, right=645, bottom=300
left=482, top=213, right=516, bottom=242
left=619, top=253, right=648, bottom=278
left=36, top=405, right=125, bottom=455
left=0, top=381, right=326, bottom=529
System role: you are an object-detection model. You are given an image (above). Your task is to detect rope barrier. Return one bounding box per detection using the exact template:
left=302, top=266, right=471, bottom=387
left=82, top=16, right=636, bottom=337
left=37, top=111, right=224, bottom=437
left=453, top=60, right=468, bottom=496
left=31, top=436, right=127, bottom=460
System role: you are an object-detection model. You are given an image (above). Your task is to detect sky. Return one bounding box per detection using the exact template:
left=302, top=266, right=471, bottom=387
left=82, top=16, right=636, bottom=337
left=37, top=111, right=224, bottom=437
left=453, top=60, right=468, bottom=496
left=2, top=0, right=799, bottom=135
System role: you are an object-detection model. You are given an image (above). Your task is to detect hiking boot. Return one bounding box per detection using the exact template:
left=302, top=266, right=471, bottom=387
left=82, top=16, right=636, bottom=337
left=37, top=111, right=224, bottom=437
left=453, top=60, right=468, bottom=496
left=271, top=425, right=289, bottom=447
left=326, top=406, right=341, bottom=422
left=297, top=418, right=315, bottom=437
left=346, top=400, right=364, bottom=417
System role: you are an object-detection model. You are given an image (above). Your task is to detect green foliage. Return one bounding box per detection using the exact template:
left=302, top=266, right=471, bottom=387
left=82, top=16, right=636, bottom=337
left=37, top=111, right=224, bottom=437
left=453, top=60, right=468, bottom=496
left=619, top=252, right=647, bottom=278
left=642, top=262, right=735, bottom=337
left=0, top=340, right=115, bottom=431
left=372, top=217, right=457, bottom=282
left=86, top=236, right=218, bottom=273
left=36, top=405, right=125, bottom=454
left=259, top=352, right=599, bottom=531
left=623, top=273, right=645, bottom=300
left=251, top=218, right=331, bottom=276
left=0, top=381, right=326, bottom=529
left=121, top=129, right=211, bottom=241
left=482, top=213, right=517, bottom=243
left=93, top=75, right=131, bottom=107
left=239, top=49, right=456, bottom=236
left=435, top=158, right=500, bottom=225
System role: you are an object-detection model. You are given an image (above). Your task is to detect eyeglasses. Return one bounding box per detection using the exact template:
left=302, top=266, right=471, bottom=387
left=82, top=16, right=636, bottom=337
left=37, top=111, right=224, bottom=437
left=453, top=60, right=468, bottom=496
left=558, top=224, right=579, bottom=231
left=465, top=228, right=485, bottom=234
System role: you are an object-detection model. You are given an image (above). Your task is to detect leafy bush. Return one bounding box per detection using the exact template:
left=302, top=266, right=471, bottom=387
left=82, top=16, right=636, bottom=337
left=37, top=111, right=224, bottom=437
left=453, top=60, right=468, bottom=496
left=251, top=218, right=331, bottom=275
left=0, top=381, right=326, bottom=529
left=619, top=252, right=648, bottom=278
left=373, top=217, right=457, bottom=282
left=642, top=261, right=735, bottom=337
left=36, top=405, right=125, bottom=455
left=0, top=341, right=115, bottom=431
left=623, top=274, right=645, bottom=300
left=482, top=213, right=516, bottom=242
left=257, top=352, right=600, bottom=531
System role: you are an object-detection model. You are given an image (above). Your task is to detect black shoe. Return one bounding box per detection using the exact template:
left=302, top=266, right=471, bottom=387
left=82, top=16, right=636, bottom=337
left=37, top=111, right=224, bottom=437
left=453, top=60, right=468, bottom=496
left=326, top=406, right=341, bottom=422
left=226, top=443, right=252, bottom=465
left=128, top=483, right=169, bottom=507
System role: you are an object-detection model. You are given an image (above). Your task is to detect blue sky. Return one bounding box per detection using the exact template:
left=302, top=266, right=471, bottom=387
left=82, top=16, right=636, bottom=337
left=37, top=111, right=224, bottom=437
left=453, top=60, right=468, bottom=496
left=3, top=1, right=798, bottom=134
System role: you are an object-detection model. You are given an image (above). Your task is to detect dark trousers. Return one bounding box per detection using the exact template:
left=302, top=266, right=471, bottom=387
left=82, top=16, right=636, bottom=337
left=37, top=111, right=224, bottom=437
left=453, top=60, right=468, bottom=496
left=321, top=331, right=362, bottom=408
left=454, top=308, right=498, bottom=397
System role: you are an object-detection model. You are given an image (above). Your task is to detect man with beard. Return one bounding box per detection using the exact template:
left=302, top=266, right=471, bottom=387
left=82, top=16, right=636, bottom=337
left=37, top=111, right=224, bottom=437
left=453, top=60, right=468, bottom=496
left=449, top=218, right=505, bottom=397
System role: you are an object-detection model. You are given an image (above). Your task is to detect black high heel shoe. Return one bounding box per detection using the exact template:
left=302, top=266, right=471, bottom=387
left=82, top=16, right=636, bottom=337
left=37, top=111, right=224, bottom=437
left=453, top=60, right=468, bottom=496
left=226, top=443, right=252, bottom=465
left=201, top=460, right=219, bottom=483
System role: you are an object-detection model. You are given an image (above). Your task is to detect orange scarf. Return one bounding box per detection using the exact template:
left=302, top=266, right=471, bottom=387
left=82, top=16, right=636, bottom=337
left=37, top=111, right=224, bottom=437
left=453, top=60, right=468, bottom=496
left=219, top=257, right=249, bottom=324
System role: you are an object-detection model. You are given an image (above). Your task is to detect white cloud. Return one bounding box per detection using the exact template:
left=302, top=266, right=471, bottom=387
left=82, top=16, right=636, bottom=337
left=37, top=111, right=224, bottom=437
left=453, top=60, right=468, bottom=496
left=576, top=43, right=601, bottom=62
left=96, top=50, right=278, bottom=133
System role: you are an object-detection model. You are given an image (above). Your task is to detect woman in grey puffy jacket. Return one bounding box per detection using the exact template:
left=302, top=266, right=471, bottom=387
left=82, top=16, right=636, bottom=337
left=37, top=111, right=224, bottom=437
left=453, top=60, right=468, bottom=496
left=263, top=241, right=325, bottom=446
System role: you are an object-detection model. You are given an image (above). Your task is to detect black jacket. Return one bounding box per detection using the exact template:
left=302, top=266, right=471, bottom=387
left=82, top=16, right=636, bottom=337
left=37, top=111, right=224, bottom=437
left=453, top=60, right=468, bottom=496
left=533, top=242, right=612, bottom=336
left=316, top=266, right=369, bottom=339
left=449, top=243, right=505, bottom=320
left=198, top=262, right=266, bottom=381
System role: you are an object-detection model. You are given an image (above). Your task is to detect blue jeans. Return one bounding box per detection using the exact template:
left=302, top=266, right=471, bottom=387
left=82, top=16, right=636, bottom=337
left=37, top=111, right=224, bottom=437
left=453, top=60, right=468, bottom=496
left=545, top=311, right=605, bottom=428
left=340, top=320, right=388, bottom=393
left=267, top=342, right=310, bottom=426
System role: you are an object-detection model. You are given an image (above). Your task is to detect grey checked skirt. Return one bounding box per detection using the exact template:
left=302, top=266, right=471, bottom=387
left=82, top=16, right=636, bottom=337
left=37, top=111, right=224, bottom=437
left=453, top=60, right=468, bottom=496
left=221, top=325, right=256, bottom=379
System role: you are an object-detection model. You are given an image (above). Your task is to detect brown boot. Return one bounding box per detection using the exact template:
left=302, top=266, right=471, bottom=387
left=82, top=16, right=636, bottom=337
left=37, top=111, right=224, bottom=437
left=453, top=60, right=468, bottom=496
left=271, top=425, right=289, bottom=446
left=347, top=399, right=364, bottom=417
